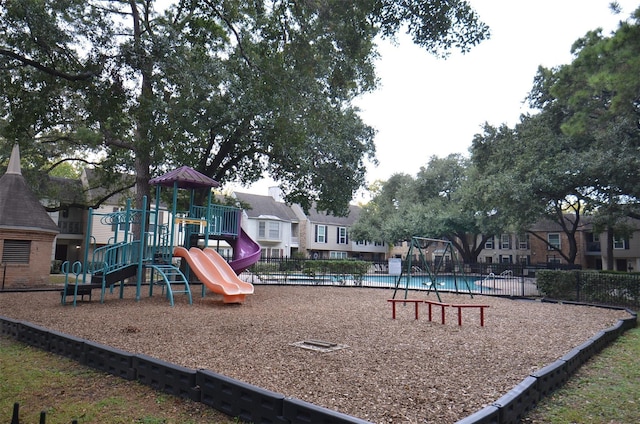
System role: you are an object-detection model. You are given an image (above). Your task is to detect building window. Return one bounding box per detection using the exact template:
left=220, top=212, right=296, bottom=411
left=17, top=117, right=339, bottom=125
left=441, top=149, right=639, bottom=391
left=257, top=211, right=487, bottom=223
left=517, top=234, right=529, bottom=249
left=484, top=236, right=494, bottom=249
left=315, top=225, right=327, bottom=243
left=330, top=251, right=348, bottom=259
left=499, top=255, right=512, bottom=264
left=111, top=207, right=132, bottom=233
left=2, top=240, right=31, bottom=263
left=548, top=233, right=561, bottom=250
left=613, top=237, right=627, bottom=250
left=261, top=248, right=282, bottom=259
left=259, top=221, right=281, bottom=240
left=501, top=234, right=511, bottom=249
left=337, top=227, right=348, bottom=244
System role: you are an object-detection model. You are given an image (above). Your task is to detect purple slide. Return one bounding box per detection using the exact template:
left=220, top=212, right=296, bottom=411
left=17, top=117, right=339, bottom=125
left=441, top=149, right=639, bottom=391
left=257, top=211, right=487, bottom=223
left=228, top=228, right=261, bottom=275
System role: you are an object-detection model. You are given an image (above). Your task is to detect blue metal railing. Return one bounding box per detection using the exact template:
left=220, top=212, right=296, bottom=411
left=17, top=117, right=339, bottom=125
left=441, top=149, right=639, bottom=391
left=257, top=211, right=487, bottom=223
left=93, top=241, right=141, bottom=275
left=189, top=204, right=241, bottom=237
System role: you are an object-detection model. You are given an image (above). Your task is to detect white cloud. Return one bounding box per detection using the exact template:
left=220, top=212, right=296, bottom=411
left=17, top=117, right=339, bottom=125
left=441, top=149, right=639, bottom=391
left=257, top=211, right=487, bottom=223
left=354, top=0, right=637, bottom=186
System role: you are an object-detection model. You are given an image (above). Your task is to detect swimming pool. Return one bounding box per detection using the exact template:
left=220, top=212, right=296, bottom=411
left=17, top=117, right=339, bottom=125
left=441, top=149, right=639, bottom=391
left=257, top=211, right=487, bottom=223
left=362, top=274, right=480, bottom=291
left=256, top=272, right=483, bottom=292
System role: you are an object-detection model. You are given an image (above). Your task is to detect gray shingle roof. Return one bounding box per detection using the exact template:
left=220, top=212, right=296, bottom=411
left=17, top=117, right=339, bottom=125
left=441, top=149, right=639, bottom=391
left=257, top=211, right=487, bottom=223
left=82, top=168, right=134, bottom=205
left=305, top=203, right=361, bottom=226
left=528, top=215, right=593, bottom=232
left=234, top=192, right=298, bottom=221
left=0, top=146, right=59, bottom=233
left=44, top=176, right=85, bottom=205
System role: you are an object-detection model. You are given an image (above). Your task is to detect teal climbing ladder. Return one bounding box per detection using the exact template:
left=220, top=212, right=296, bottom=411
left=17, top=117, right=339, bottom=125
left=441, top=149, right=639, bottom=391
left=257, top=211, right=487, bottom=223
left=147, top=264, right=192, bottom=306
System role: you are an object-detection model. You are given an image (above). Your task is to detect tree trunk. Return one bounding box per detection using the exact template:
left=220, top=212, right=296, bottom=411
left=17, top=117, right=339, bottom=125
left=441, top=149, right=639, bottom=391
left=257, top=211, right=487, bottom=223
left=605, top=225, right=615, bottom=270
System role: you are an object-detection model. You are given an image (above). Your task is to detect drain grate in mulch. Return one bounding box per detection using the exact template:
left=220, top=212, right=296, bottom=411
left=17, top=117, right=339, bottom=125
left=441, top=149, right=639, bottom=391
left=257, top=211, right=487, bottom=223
left=290, top=339, right=348, bottom=353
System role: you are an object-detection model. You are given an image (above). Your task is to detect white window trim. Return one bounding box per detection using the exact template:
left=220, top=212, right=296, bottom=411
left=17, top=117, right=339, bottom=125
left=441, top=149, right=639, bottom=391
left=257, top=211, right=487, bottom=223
left=548, top=233, right=561, bottom=250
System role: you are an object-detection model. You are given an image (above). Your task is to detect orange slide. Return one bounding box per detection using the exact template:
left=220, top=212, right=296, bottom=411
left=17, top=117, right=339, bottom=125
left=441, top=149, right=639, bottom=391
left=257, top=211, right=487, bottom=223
left=173, top=246, right=254, bottom=303
left=203, top=248, right=255, bottom=293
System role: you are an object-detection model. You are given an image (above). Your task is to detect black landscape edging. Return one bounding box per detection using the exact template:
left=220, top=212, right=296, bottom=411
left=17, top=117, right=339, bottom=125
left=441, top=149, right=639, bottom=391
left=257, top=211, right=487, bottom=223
left=84, top=340, right=137, bottom=380
left=0, top=316, right=19, bottom=337
left=492, top=376, right=539, bottom=423
left=456, top=306, right=637, bottom=424
left=1, top=304, right=637, bottom=424
left=134, top=354, right=200, bottom=401
left=0, top=315, right=372, bottom=423
left=197, top=369, right=288, bottom=423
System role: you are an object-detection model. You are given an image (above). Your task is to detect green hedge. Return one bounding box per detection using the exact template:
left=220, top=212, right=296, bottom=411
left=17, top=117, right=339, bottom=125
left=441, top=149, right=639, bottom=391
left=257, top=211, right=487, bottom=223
left=303, top=260, right=370, bottom=280
left=537, top=270, right=579, bottom=300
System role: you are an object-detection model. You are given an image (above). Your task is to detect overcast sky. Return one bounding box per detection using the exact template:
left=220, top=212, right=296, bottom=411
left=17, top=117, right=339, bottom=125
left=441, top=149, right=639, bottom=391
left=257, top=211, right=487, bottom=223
left=235, top=0, right=639, bottom=198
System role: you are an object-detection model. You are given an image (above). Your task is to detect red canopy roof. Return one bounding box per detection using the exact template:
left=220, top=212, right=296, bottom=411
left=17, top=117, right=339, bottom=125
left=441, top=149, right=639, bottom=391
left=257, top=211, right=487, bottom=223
left=149, top=166, right=220, bottom=189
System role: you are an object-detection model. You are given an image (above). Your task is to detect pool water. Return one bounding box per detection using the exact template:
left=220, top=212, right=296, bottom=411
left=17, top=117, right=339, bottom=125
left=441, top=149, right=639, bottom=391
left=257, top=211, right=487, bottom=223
left=363, top=274, right=480, bottom=291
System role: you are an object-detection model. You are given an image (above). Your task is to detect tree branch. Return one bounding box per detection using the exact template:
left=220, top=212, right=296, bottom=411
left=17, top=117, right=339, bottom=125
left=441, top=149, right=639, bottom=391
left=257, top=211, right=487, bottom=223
left=0, top=48, right=97, bottom=81
left=200, top=0, right=258, bottom=70
left=44, top=157, right=101, bottom=174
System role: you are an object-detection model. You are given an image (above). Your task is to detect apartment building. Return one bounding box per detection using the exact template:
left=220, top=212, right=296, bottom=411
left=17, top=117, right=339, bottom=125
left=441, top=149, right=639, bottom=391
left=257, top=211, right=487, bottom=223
left=236, top=189, right=387, bottom=260
left=234, top=191, right=300, bottom=259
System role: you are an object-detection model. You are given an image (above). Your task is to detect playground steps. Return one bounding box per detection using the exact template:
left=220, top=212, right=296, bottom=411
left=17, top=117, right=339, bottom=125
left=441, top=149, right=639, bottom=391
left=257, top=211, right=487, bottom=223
left=60, top=282, right=103, bottom=303
left=146, top=264, right=193, bottom=306
left=91, top=264, right=138, bottom=286
left=62, top=264, right=138, bottom=306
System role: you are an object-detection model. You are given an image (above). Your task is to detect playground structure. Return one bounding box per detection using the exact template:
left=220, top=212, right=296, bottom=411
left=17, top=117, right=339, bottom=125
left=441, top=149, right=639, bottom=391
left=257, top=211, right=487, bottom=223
left=392, top=236, right=473, bottom=302
left=61, top=166, right=261, bottom=306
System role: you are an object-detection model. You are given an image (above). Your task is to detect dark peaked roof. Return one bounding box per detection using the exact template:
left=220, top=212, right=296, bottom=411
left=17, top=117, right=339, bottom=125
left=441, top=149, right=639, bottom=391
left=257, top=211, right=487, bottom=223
left=82, top=168, right=134, bottom=205
left=306, top=203, right=361, bottom=226
left=234, top=192, right=298, bottom=221
left=45, top=176, right=85, bottom=205
left=0, top=145, right=59, bottom=233
left=149, top=166, right=220, bottom=189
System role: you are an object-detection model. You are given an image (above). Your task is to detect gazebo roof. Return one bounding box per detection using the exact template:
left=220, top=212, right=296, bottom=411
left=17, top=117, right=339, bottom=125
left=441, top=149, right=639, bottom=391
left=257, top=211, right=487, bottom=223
left=0, top=145, right=59, bottom=233
left=149, top=166, right=221, bottom=190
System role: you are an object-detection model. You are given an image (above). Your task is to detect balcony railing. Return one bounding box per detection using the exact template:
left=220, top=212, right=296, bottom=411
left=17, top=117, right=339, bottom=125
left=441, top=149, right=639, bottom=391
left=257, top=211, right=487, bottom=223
left=57, top=220, right=83, bottom=235
left=586, top=241, right=601, bottom=252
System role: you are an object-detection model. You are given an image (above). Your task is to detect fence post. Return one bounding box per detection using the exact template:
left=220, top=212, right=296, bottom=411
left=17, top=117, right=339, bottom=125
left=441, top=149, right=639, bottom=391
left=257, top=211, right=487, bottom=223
left=11, top=402, right=19, bottom=424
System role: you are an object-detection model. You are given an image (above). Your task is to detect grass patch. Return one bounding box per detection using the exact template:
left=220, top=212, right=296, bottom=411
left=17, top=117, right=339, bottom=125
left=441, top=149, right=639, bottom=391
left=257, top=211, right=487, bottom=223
left=0, top=336, right=235, bottom=424
left=524, top=326, right=640, bottom=423
left=49, top=274, right=67, bottom=285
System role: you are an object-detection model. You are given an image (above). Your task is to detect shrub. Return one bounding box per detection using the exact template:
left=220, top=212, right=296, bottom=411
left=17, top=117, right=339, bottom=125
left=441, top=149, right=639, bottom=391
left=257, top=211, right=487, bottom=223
left=50, top=260, right=63, bottom=274
left=302, top=260, right=370, bottom=283
left=537, top=270, right=578, bottom=300
left=537, top=270, right=640, bottom=308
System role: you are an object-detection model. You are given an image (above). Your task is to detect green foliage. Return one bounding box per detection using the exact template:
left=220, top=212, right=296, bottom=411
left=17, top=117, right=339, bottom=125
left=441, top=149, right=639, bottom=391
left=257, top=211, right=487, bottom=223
left=580, top=271, right=640, bottom=307
left=250, top=261, right=280, bottom=276
left=526, top=327, right=640, bottom=423
left=0, top=0, right=489, bottom=215
left=50, top=260, right=63, bottom=274
left=48, top=161, right=81, bottom=178
left=0, top=337, right=235, bottom=423
left=351, top=155, right=502, bottom=262
left=303, top=259, right=370, bottom=284
left=537, top=270, right=640, bottom=307
left=470, top=10, right=640, bottom=264
left=537, top=270, right=579, bottom=300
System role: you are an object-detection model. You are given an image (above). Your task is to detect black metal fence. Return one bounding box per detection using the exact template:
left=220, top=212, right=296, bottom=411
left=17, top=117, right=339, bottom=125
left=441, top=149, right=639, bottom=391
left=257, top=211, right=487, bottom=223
left=244, top=258, right=640, bottom=309
left=537, top=270, right=640, bottom=309
left=245, top=259, right=544, bottom=296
